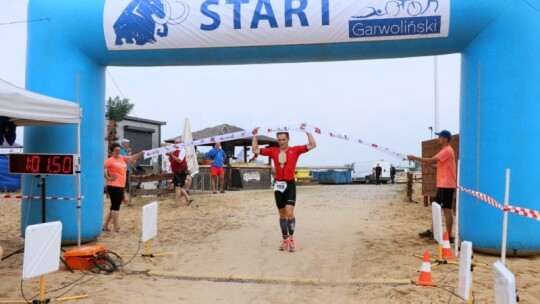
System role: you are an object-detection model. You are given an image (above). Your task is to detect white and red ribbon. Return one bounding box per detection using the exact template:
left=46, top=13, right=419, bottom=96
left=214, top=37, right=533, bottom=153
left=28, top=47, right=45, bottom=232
left=143, top=124, right=407, bottom=160
left=458, top=186, right=540, bottom=221
left=458, top=186, right=503, bottom=210
left=503, top=205, right=540, bottom=221
left=1, top=194, right=83, bottom=201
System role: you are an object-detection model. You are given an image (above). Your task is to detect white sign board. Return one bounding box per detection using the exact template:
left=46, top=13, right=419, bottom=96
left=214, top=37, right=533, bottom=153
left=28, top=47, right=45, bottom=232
left=243, top=171, right=261, bottom=182
left=457, top=241, right=473, bottom=302
left=142, top=202, right=158, bottom=242
left=493, top=261, right=517, bottom=304
left=431, top=202, right=443, bottom=244
left=22, top=222, right=62, bottom=280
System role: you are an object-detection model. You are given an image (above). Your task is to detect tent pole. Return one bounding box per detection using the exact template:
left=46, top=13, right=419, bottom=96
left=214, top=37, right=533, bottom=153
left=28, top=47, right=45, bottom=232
left=76, top=122, right=81, bottom=247
left=76, top=74, right=82, bottom=247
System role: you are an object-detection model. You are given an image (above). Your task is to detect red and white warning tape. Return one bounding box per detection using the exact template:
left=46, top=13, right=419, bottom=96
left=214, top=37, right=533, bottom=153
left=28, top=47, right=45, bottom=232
left=458, top=186, right=503, bottom=210
left=143, top=124, right=407, bottom=160
left=503, top=205, right=540, bottom=221
left=458, top=186, right=540, bottom=221
left=1, top=194, right=83, bottom=201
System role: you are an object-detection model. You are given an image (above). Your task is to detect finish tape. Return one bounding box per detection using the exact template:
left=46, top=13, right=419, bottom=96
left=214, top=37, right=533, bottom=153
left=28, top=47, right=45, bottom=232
left=143, top=124, right=406, bottom=160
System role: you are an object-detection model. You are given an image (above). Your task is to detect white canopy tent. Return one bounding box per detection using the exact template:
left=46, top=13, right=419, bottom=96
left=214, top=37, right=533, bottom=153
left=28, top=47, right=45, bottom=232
left=0, top=78, right=81, bottom=126
left=0, top=78, right=83, bottom=245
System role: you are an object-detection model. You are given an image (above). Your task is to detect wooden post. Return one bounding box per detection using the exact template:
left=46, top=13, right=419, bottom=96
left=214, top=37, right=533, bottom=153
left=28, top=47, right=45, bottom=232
left=406, top=172, right=414, bottom=202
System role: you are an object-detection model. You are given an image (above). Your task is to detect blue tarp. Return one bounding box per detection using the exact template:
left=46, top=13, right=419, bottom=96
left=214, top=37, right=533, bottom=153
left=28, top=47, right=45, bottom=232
left=0, top=155, right=21, bottom=192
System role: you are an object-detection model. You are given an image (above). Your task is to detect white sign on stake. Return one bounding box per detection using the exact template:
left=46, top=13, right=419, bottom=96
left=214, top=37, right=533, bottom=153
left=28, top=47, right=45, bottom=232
left=493, top=261, right=517, bottom=304
left=142, top=202, right=158, bottom=243
left=432, top=202, right=443, bottom=244
left=458, top=241, right=473, bottom=301
left=22, top=221, right=62, bottom=280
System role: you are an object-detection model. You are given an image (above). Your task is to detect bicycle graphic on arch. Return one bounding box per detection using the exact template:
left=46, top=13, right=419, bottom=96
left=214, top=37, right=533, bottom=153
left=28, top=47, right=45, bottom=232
left=387, top=0, right=422, bottom=16
left=352, top=0, right=439, bottom=19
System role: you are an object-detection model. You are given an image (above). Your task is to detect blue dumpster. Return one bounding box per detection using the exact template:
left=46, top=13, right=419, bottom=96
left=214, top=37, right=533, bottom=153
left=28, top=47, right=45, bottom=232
left=318, top=170, right=351, bottom=184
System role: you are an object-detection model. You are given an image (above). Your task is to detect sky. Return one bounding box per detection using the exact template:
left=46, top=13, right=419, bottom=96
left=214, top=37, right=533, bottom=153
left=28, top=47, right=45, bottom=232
left=0, top=0, right=460, bottom=167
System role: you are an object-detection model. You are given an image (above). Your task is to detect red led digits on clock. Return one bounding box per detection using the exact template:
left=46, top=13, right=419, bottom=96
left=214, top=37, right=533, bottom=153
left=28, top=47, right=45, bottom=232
left=25, top=155, right=40, bottom=173
left=10, top=154, right=75, bottom=175
left=62, top=156, right=72, bottom=174
left=48, top=155, right=60, bottom=173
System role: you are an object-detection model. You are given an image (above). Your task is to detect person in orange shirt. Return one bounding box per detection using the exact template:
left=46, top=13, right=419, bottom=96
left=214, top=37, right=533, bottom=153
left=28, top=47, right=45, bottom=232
left=407, top=130, right=457, bottom=243
left=103, top=143, right=144, bottom=233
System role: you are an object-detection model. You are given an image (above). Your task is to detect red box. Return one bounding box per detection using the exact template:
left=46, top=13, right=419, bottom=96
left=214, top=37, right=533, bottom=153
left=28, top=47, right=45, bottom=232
left=64, top=245, right=106, bottom=270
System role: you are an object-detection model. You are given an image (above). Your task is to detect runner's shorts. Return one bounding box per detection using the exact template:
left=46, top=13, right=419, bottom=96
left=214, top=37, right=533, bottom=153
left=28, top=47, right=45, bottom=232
left=274, top=180, right=296, bottom=209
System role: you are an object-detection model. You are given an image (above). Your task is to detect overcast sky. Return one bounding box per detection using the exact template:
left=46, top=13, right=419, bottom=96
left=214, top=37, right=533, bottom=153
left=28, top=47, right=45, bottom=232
left=0, top=0, right=460, bottom=167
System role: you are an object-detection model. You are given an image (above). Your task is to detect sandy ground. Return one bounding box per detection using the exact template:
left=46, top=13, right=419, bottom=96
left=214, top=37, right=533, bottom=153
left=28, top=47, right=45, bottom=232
left=1, top=183, right=539, bottom=304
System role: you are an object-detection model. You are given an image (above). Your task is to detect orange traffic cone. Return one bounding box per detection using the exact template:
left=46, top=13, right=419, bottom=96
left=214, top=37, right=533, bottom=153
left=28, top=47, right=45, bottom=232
left=416, top=250, right=437, bottom=286
left=442, top=232, right=455, bottom=260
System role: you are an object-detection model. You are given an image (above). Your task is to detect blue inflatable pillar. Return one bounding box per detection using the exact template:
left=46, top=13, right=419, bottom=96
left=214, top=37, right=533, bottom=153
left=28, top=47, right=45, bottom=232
left=459, top=1, right=540, bottom=255
left=23, top=1, right=106, bottom=242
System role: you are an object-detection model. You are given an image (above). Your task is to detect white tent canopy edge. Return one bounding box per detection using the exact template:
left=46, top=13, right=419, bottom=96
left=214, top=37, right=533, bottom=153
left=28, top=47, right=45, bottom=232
left=0, top=78, right=81, bottom=126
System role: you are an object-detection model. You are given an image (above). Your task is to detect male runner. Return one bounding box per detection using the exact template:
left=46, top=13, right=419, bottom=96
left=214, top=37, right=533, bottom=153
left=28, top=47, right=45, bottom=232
left=252, top=123, right=316, bottom=252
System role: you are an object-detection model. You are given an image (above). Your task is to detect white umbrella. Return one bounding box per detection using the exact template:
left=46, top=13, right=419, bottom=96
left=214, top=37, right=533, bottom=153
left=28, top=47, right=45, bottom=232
left=182, top=118, right=199, bottom=176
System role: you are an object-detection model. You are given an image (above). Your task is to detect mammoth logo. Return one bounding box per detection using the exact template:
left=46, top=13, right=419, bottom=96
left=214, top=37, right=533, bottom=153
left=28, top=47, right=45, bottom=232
left=114, top=0, right=189, bottom=46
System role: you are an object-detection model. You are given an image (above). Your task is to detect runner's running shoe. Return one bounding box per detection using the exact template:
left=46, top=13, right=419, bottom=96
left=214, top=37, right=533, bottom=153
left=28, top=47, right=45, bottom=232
left=279, top=239, right=289, bottom=251
left=288, top=239, right=296, bottom=252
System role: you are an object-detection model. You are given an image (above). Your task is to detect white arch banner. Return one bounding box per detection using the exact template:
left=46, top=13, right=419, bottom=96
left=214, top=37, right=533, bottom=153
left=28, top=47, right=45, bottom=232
left=104, top=0, right=449, bottom=50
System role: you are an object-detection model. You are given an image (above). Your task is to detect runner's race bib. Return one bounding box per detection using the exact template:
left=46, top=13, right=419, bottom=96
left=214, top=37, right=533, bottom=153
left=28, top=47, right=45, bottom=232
left=274, top=181, right=287, bottom=193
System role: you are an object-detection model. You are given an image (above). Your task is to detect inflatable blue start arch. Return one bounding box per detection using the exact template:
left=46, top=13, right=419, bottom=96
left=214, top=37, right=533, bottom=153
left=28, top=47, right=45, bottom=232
left=23, top=0, right=540, bottom=255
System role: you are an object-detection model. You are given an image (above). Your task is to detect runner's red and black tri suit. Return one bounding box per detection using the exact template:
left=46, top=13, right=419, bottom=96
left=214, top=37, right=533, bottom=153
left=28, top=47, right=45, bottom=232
left=260, top=145, right=308, bottom=209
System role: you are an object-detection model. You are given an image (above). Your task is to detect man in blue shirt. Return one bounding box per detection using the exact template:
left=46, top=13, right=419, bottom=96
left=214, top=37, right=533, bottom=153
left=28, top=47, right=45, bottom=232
left=204, top=142, right=228, bottom=194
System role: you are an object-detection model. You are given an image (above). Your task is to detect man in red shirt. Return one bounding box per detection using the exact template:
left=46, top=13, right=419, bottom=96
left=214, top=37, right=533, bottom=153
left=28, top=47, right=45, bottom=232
left=252, top=123, right=316, bottom=252
left=407, top=130, right=457, bottom=243
left=167, top=138, right=193, bottom=207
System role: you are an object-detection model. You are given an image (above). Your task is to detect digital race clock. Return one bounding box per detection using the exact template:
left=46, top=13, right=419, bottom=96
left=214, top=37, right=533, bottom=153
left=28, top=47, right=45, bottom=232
left=9, top=153, right=80, bottom=175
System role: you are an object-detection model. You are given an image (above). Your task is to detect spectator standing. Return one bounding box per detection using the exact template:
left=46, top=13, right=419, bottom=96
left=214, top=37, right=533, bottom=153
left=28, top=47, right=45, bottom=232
left=375, top=163, right=382, bottom=185
left=204, top=142, right=228, bottom=194
left=390, top=164, right=396, bottom=184
left=103, top=143, right=144, bottom=233
left=407, top=130, right=457, bottom=243
left=252, top=123, right=316, bottom=252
